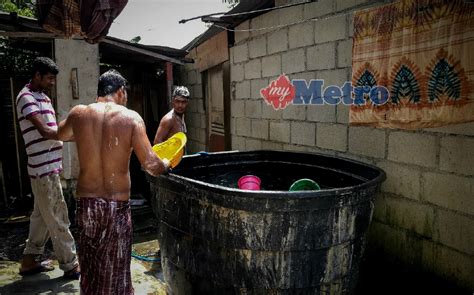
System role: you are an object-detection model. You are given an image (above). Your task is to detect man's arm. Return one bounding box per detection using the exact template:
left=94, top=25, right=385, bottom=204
left=132, top=113, right=169, bottom=176
left=27, top=114, right=58, bottom=140
left=57, top=105, right=83, bottom=142
left=153, top=117, right=172, bottom=145
left=18, top=94, right=57, bottom=140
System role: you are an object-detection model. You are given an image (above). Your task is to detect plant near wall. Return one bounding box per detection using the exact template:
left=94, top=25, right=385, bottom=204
left=0, top=0, right=36, bottom=18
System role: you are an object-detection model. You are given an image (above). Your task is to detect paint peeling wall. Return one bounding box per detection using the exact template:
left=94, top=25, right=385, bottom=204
left=181, top=0, right=474, bottom=290
left=54, top=39, right=99, bottom=196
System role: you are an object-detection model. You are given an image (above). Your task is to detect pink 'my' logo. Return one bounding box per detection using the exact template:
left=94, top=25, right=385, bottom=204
left=260, top=74, right=295, bottom=110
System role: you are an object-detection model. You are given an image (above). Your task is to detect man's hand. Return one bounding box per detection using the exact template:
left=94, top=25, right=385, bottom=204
left=162, top=158, right=171, bottom=174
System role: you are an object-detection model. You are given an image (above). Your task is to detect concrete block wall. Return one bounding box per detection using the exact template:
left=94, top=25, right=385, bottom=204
left=178, top=62, right=207, bottom=153
left=228, top=0, right=474, bottom=289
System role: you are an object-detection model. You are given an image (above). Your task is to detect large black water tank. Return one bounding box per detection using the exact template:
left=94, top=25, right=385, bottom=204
left=148, top=150, right=386, bottom=294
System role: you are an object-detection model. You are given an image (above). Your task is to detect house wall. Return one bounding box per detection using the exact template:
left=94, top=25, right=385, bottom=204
left=54, top=39, right=100, bottom=196
left=181, top=0, right=474, bottom=289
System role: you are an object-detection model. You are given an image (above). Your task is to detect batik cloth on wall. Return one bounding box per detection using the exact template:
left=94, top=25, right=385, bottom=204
left=350, top=0, right=474, bottom=129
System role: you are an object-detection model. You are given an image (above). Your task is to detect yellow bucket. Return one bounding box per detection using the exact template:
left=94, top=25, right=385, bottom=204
left=152, top=132, right=187, bottom=168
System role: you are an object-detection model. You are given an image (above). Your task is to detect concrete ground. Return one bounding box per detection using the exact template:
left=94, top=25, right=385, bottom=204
left=0, top=239, right=167, bottom=295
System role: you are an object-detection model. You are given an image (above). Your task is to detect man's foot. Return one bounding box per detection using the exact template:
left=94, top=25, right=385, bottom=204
left=63, top=264, right=80, bottom=280
left=19, top=259, right=55, bottom=276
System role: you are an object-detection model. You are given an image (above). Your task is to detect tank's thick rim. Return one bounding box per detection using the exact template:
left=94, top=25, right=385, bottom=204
left=154, top=150, right=386, bottom=199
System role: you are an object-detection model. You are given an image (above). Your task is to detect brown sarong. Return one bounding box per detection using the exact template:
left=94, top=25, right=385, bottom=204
left=77, top=197, right=133, bottom=295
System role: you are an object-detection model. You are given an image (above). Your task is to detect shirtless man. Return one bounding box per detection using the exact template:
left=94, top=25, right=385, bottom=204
left=153, top=86, right=190, bottom=144
left=57, top=69, right=169, bottom=295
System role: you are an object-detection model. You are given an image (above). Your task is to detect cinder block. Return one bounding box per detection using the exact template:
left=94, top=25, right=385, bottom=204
left=422, top=172, right=474, bottom=215
left=235, top=80, right=250, bottom=99
left=314, top=14, right=347, bottom=43
left=282, top=104, right=306, bottom=120
left=388, top=132, right=437, bottom=168
left=279, top=4, right=304, bottom=24
left=235, top=117, right=252, bottom=137
left=246, top=138, right=262, bottom=150
left=244, top=59, right=262, bottom=80
left=188, top=70, right=197, bottom=85
left=337, top=39, right=353, bottom=68
left=197, top=128, right=206, bottom=143
left=233, top=44, right=249, bottom=63
left=270, top=121, right=291, bottom=143
left=303, top=0, right=335, bottom=19
left=250, top=10, right=279, bottom=37
left=250, top=78, right=269, bottom=99
left=316, top=123, right=347, bottom=152
left=251, top=119, right=269, bottom=140
left=336, top=104, right=350, bottom=124
left=282, top=49, right=305, bottom=74
left=261, top=103, right=283, bottom=120
left=291, top=121, right=316, bottom=146
left=289, top=22, right=314, bottom=49
left=262, top=55, right=282, bottom=78
left=315, top=68, right=349, bottom=87
left=232, top=135, right=246, bottom=150
left=307, top=105, right=337, bottom=123
left=261, top=140, right=283, bottom=150
left=249, top=37, right=267, bottom=59
left=422, top=239, right=474, bottom=290
left=440, top=136, right=474, bottom=176
left=376, top=194, right=435, bottom=238
left=283, top=144, right=309, bottom=152
left=376, top=160, right=421, bottom=200
left=231, top=63, right=244, bottom=82
left=193, top=84, right=203, bottom=99
left=245, top=100, right=262, bottom=119
left=424, top=122, right=474, bottom=136
left=336, top=0, right=369, bottom=11
left=267, top=28, right=288, bottom=54
left=307, top=42, right=336, bottom=70
left=235, top=20, right=250, bottom=44
left=231, top=100, right=245, bottom=118
left=434, top=209, right=474, bottom=255
left=349, top=126, right=386, bottom=159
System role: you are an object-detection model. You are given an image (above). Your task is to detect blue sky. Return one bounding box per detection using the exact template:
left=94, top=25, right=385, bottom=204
left=108, top=0, right=231, bottom=49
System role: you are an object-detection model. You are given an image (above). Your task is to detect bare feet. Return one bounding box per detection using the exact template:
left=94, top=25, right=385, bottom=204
left=19, top=255, right=55, bottom=275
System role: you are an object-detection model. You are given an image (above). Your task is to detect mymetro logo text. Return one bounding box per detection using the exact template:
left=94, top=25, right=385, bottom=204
left=260, top=74, right=390, bottom=110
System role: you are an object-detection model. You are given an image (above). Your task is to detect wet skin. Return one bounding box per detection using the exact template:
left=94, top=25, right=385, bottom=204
left=58, top=88, right=168, bottom=201
left=153, top=95, right=188, bottom=144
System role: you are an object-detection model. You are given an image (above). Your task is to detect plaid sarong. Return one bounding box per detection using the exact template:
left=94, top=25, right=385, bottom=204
left=77, top=197, right=134, bottom=295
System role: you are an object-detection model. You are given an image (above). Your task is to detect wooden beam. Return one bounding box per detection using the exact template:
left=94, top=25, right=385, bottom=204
left=102, top=39, right=185, bottom=65
left=0, top=31, right=59, bottom=38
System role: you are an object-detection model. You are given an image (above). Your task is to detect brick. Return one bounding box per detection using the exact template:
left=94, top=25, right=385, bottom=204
left=289, top=22, right=314, bottom=49
left=249, top=37, right=267, bottom=58
left=244, top=59, right=262, bottom=80
left=270, top=122, right=291, bottom=143
left=235, top=80, right=250, bottom=99
left=232, top=135, right=246, bottom=150
left=246, top=138, right=262, bottom=150
left=235, top=117, right=251, bottom=137
left=336, top=0, right=370, bottom=11
left=235, top=20, right=250, bottom=44
left=282, top=104, right=306, bottom=120
left=250, top=78, right=269, bottom=99
left=440, top=136, right=474, bottom=176
left=267, top=28, right=288, bottom=54
left=231, top=100, right=245, bottom=118
left=314, top=14, right=347, bottom=43
left=262, top=55, right=282, bottom=78
left=231, top=63, right=244, bottom=82
left=262, top=103, right=283, bottom=120
left=388, top=132, right=437, bottom=168
left=251, top=120, right=269, bottom=140
left=307, top=42, right=336, bottom=70
left=348, top=126, right=386, bottom=159
left=245, top=100, right=262, bottom=119
left=282, top=49, right=305, bottom=74
left=376, top=161, right=421, bottom=200
left=291, top=121, right=316, bottom=146
left=337, top=39, right=353, bottom=68
left=316, top=123, right=347, bottom=152
left=307, top=105, right=336, bottom=123
left=303, top=0, right=335, bottom=19
left=261, top=141, right=283, bottom=150
left=375, top=195, right=435, bottom=238
left=424, top=122, right=474, bottom=136
left=422, top=172, right=474, bottom=215
left=232, top=44, right=248, bottom=63
left=279, top=5, right=303, bottom=24
left=250, top=10, right=279, bottom=37
left=434, top=209, right=474, bottom=255
left=336, top=104, right=350, bottom=124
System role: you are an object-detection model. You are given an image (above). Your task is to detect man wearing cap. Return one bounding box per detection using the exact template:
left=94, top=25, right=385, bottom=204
left=153, top=86, right=190, bottom=145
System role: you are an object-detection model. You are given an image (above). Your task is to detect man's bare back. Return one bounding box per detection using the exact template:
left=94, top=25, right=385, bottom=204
left=59, top=102, right=167, bottom=201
